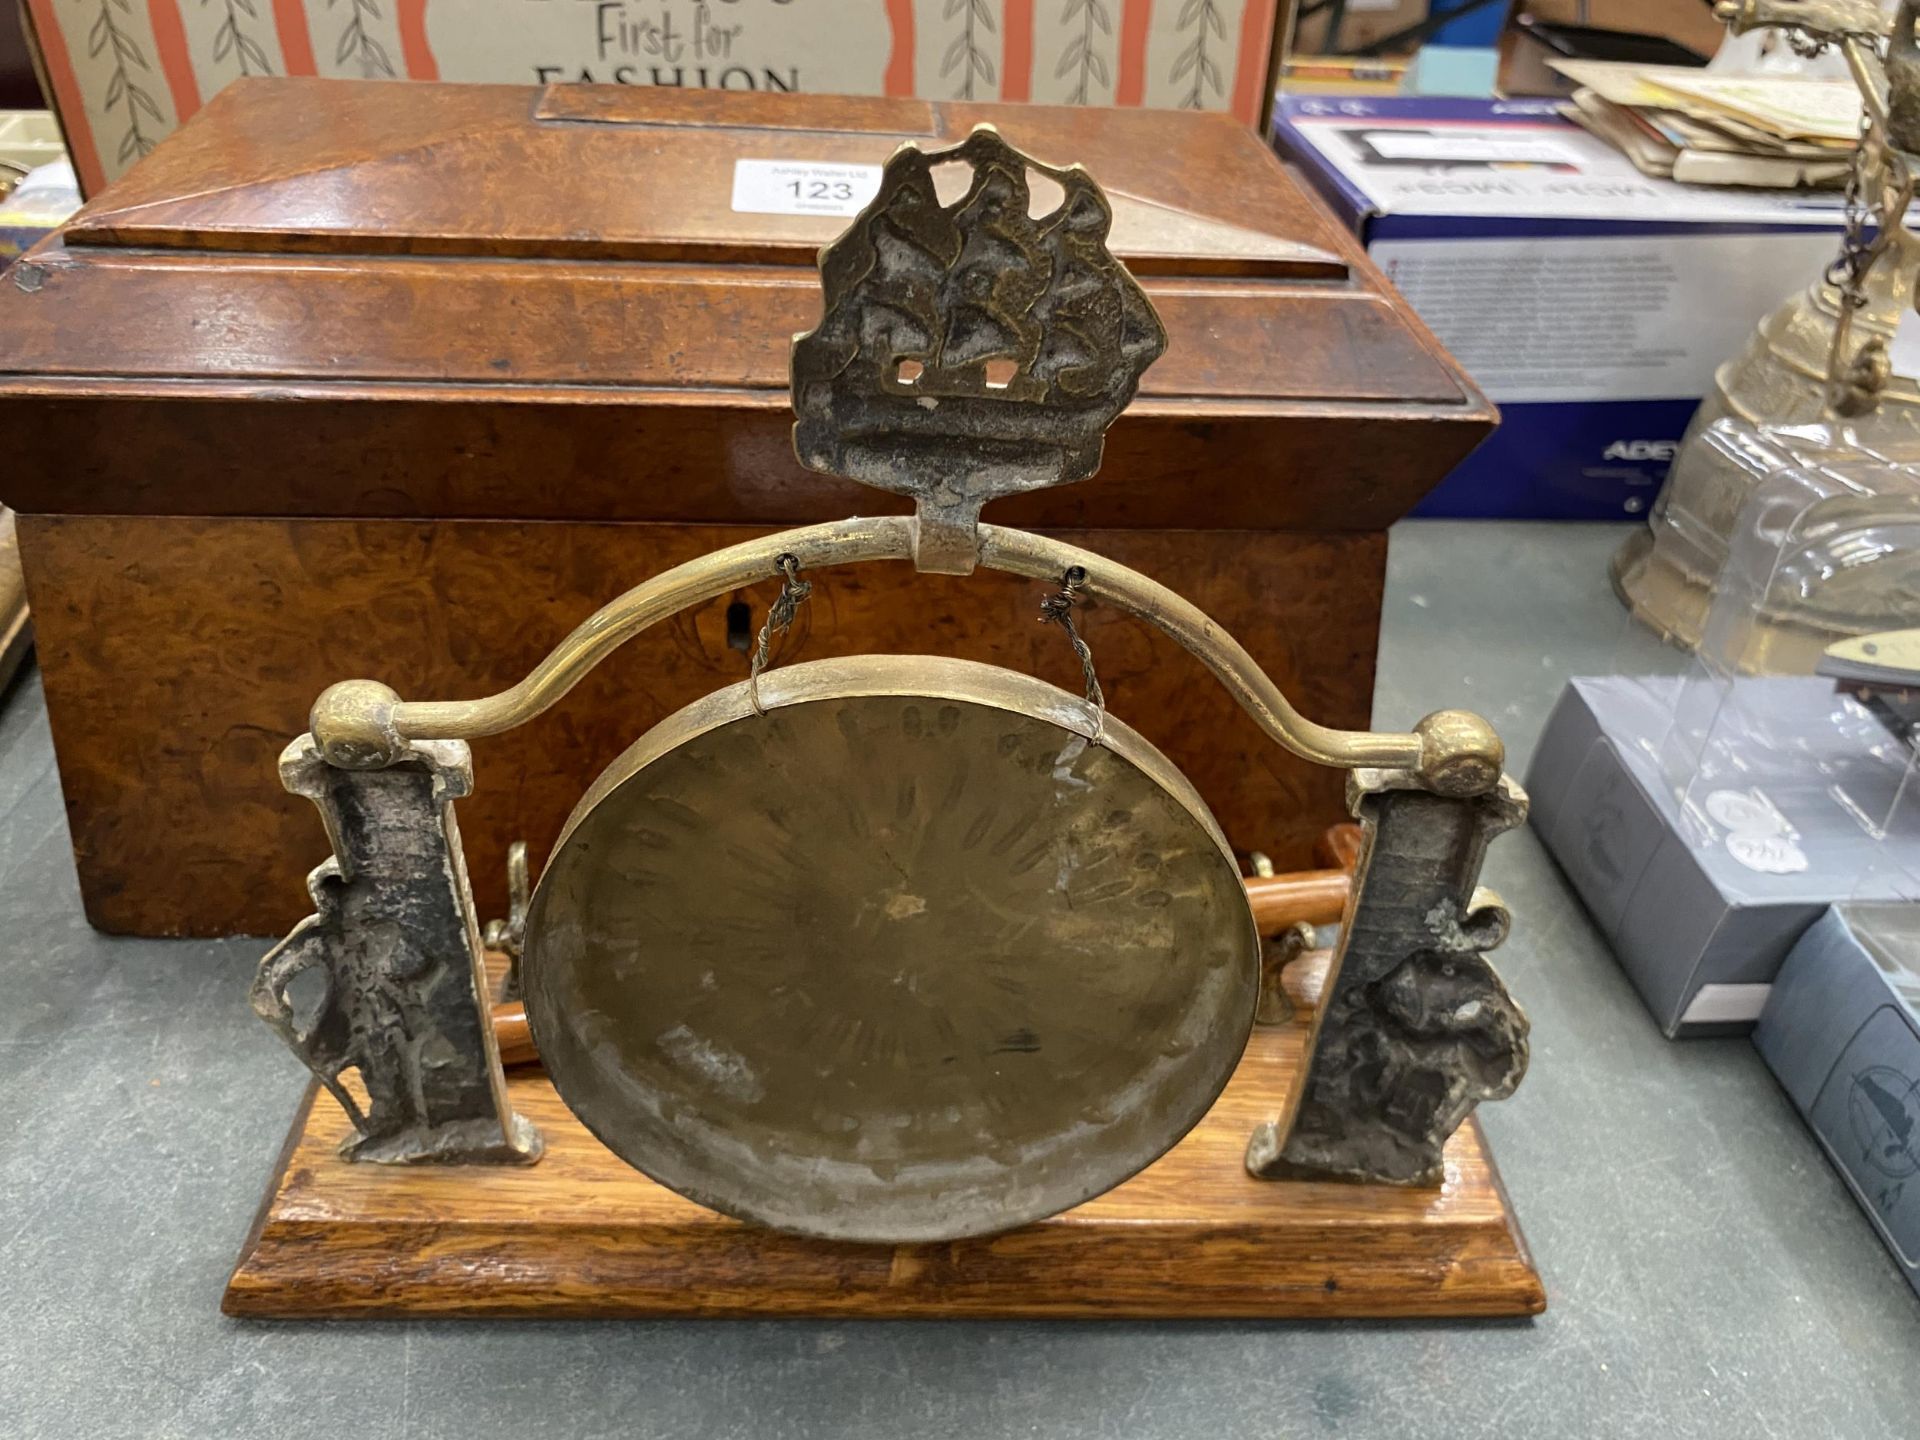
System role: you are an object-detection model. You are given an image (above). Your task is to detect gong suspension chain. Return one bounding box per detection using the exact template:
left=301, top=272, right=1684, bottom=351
left=747, top=552, right=813, bottom=715
left=1040, top=565, right=1106, bottom=740
left=1827, top=113, right=1879, bottom=305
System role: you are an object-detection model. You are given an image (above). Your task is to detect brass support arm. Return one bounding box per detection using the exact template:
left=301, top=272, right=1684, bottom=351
left=308, top=518, right=1499, bottom=794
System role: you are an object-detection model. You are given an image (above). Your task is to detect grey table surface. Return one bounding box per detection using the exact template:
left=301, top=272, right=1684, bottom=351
left=3, top=520, right=1917, bottom=1440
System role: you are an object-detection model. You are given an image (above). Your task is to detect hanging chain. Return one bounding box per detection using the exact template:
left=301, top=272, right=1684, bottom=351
left=1823, top=106, right=1912, bottom=416
left=1787, top=26, right=1831, bottom=60
left=1039, top=565, right=1106, bottom=742
left=743, top=558, right=1106, bottom=737
left=1827, top=113, right=1877, bottom=307
left=747, top=553, right=813, bottom=715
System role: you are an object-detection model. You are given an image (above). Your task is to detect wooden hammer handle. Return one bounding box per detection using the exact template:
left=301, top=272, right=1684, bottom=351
left=1243, top=869, right=1350, bottom=934
left=493, top=1001, right=537, bottom=1067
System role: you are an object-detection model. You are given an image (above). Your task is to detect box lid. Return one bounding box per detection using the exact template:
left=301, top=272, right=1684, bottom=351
left=66, top=85, right=1349, bottom=278
left=0, top=80, right=1496, bottom=529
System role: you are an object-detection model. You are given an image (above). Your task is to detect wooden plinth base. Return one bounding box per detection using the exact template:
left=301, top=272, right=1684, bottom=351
left=226, top=961, right=1545, bottom=1319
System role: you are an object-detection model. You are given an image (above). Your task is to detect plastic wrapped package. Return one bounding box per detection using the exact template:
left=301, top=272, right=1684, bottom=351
left=1636, top=420, right=1920, bottom=905
left=1616, top=418, right=1920, bottom=672
left=1532, top=420, right=1920, bottom=1033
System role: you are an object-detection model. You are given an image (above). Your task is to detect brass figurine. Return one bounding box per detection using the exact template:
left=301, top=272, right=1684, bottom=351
left=1619, top=2, right=1920, bottom=652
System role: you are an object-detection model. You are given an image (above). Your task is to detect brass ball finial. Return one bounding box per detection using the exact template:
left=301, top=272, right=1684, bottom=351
left=1413, top=709, right=1504, bottom=797
left=310, top=679, right=406, bottom=770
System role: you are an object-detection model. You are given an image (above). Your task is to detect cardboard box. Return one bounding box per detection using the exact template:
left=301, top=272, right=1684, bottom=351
left=21, top=0, right=1292, bottom=196
left=1274, top=95, right=1848, bottom=518
left=1527, top=676, right=1920, bottom=1037
left=1510, top=1, right=1728, bottom=58
left=1294, top=0, right=1429, bottom=55
left=1755, top=904, right=1920, bottom=1302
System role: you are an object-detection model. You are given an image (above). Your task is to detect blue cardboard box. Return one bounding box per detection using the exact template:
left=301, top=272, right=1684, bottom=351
left=1756, top=905, right=1920, bottom=1303
left=1274, top=96, right=1848, bottom=519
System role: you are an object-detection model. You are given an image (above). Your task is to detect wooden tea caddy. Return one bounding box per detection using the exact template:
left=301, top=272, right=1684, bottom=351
left=0, top=78, right=1496, bottom=940
left=226, top=122, right=1542, bottom=1320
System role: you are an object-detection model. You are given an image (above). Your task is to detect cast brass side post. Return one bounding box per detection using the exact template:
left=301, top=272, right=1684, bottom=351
left=251, top=689, right=540, bottom=1166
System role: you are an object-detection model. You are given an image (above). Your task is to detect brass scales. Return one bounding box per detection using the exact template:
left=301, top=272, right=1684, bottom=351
left=231, top=128, right=1542, bottom=1317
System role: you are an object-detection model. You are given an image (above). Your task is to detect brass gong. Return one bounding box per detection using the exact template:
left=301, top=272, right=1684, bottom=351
left=523, top=654, right=1260, bottom=1242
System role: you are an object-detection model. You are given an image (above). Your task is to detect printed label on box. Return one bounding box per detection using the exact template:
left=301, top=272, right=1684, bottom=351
left=1370, top=232, right=1841, bottom=404
left=1679, top=984, right=1774, bottom=1026
left=1811, top=1004, right=1920, bottom=1264
left=1362, top=133, right=1584, bottom=166
left=731, top=159, right=882, bottom=218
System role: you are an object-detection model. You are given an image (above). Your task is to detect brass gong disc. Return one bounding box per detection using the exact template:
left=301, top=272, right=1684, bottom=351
left=523, top=655, right=1259, bottom=1243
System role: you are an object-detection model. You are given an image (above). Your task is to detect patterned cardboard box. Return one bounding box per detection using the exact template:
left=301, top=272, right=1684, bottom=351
left=23, top=0, right=1288, bottom=194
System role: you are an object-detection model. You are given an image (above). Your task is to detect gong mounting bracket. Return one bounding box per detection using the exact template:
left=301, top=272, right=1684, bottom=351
left=790, top=125, right=1166, bottom=576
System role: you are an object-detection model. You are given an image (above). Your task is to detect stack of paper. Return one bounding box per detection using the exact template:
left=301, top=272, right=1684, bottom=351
left=1548, top=60, right=1859, bottom=189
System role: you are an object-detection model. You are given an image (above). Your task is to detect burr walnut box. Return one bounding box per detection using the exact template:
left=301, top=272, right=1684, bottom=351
left=0, top=78, right=1495, bottom=938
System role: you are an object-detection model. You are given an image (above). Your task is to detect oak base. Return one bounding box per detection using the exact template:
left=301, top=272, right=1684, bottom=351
left=227, top=958, right=1544, bottom=1320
